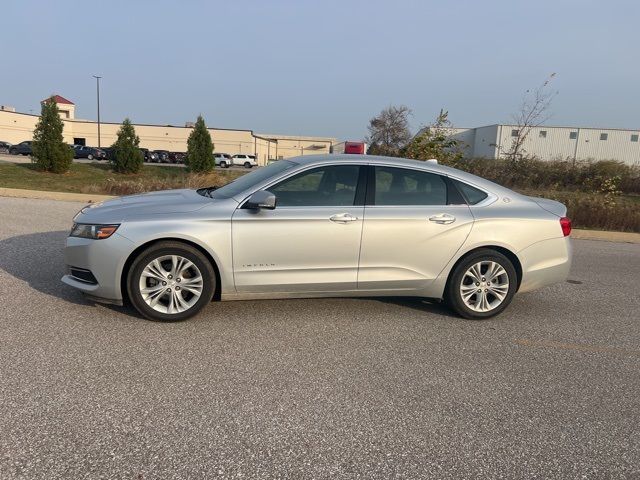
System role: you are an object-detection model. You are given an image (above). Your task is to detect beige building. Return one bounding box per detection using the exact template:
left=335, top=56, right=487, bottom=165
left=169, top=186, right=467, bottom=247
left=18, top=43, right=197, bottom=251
left=0, top=95, right=337, bottom=166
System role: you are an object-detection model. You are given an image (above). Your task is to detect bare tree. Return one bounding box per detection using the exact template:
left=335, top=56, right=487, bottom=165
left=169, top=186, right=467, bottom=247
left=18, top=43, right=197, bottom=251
left=365, top=105, right=412, bottom=156
left=504, top=73, right=558, bottom=161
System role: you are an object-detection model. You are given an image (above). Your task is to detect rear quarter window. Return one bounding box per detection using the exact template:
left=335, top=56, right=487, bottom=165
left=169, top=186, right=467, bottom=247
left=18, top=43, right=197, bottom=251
left=452, top=179, right=488, bottom=205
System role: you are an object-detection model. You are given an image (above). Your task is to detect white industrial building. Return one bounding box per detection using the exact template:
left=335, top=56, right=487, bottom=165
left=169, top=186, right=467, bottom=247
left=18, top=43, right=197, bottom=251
left=447, top=125, right=640, bottom=165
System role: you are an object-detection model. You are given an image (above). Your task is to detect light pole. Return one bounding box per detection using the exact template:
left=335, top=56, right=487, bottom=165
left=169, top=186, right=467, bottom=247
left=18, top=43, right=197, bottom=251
left=93, top=75, right=102, bottom=148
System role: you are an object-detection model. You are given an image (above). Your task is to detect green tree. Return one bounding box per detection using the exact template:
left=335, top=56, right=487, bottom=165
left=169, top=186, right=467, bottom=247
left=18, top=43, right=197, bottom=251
left=111, top=118, right=143, bottom=173
left=31, top=96, right=73, bottom=173
left=404, top=110, right=464, bottom=166
left=185, top=115, right=214, bottom=172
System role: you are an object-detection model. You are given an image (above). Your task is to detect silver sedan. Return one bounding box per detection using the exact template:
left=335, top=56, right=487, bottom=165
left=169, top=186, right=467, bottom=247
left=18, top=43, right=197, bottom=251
left=62, top=155, right=572, bottom=321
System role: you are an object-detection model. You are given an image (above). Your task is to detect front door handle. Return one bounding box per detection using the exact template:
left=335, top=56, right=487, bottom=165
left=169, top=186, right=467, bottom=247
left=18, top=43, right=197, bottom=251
left=429, top=213, right=456, bottom=225
left=329, top=213, right=358, bottom=224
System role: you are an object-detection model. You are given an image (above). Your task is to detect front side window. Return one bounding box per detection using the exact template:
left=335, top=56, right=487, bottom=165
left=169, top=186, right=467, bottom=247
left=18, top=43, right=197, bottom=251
left=209, top=160, right=297, bottom=199
left=270, top=165, right=360, bottom=207
left=373, top=167, right=447, bottom=206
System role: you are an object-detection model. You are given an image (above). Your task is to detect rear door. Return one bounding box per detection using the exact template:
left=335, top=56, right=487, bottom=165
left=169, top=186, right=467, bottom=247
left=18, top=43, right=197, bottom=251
left=358, top=165, right=474, bottom=291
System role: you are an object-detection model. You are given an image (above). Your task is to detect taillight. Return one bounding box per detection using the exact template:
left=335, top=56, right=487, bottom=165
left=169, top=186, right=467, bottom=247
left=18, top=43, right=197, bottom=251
left=560, top=217, right=571, bottom=237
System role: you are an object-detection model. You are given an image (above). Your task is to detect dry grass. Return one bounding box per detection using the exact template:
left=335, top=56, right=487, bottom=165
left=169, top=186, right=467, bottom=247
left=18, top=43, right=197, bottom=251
left=80, top=171, right=235, bottom=196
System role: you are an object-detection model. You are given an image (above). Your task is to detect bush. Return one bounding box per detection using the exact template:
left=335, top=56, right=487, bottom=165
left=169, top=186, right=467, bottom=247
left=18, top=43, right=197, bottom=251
left=530, top=191, right=640, bottom=233
left=31, top=97, right=74, bottom=173
left=452, top=157, right=640, bottom=195
left=110, top=119, right=144, bottom=174
left=185, top=115, right=214, bottom=173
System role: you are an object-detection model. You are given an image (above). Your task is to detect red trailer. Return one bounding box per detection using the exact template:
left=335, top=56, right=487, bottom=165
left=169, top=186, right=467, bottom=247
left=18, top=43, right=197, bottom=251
left=331, top=141, right=367, bottom=155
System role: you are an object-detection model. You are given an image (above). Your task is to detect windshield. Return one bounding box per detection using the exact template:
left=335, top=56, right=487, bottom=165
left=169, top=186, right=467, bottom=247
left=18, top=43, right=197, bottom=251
left=208, top=160, right=297, bottom=199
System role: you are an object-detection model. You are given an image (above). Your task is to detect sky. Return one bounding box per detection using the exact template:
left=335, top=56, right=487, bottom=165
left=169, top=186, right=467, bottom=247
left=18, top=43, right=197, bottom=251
left=1, top=0, right=638, bottom=140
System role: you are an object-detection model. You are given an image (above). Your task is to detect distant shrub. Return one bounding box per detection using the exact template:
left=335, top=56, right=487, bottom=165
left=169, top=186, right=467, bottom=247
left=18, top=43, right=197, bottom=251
left=110, top=119, right=144, bottom=174
left=31, top=97, right=74, bottom=173
left=185, top=115, right=214, bottom=173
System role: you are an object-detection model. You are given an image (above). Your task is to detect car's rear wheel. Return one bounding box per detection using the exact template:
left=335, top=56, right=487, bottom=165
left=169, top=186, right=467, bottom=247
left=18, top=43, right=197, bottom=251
left=127, top=242, right=215, bottom=322
left=445, top=249, right=517, bottom=319
left=244, top=162, right=252, bottom=168
left=219, top=161, right=227, bottom=168
left=87, top=154, right=94, bottom=160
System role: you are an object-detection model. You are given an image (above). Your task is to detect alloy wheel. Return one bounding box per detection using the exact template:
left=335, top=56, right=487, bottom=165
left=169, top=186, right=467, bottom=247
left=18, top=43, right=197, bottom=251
left=459, top=261, right=509, bottom=313
left=139, top=255, right=204, bottom=314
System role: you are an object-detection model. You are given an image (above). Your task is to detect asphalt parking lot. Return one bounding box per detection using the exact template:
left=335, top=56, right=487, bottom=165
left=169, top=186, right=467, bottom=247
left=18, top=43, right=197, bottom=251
left=0, top=196, right=638, bottom=479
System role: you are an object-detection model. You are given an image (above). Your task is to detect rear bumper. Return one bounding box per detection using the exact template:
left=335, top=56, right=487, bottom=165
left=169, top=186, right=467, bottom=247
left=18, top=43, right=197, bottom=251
left=518, top=236, right=572, bottom=292
left=61, top=233, right=134, bottom=302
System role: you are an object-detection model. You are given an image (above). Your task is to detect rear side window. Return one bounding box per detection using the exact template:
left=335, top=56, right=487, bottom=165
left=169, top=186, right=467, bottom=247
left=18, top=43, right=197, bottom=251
left=373, top=167, right=447, bottom=206
left=451, top=179, right=488, bottom=205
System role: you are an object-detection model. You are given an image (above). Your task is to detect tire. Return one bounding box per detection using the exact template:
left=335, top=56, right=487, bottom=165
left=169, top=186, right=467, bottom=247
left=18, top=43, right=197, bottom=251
left=219, top=161, right=227, bottom=168
left=9, top=149, right=16, bottom=155
left=444, top=249, right=517, bottom=320
left=244, top=162, right=252, bottom=168
left=87, top=154, right=94, bottom=160
left=127, top=241, right=216, bottom=322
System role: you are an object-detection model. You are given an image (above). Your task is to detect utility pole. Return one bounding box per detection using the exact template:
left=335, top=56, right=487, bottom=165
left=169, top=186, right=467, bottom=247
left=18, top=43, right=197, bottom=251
left=93, top=75, right=102, bottom=147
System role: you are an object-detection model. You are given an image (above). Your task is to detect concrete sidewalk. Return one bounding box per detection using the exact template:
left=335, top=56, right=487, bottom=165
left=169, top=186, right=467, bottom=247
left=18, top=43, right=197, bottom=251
left=0, top=186, right=638, bottom=244
left=0, top=187, right=114, bottom=203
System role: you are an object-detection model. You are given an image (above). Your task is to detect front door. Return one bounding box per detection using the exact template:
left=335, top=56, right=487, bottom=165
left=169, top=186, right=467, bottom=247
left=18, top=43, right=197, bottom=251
left=358, top=165, right=474, bottom=291
left=232, top=164, right=365, bottom=293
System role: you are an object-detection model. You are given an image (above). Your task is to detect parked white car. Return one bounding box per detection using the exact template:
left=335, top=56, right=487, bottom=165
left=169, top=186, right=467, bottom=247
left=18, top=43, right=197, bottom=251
left=232, top=154, right=257, bottom=168
left=214, top=153, right=233, bottom=168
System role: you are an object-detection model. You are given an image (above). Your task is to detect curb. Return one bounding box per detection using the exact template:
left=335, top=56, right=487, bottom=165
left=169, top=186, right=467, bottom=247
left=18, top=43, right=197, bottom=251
left=0, top=187, right=638, bottom=244
left=572, top=229, right=640, bottom=244
left=0, top=187, right=115, bottom=204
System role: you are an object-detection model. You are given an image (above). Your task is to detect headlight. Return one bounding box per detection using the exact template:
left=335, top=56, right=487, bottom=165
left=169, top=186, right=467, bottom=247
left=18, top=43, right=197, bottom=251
left=70, top=223, right=119, bottom=240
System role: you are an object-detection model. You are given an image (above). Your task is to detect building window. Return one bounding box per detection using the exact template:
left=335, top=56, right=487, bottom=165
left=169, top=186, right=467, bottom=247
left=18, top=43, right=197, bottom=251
left=569, top=131, right=578, bottom=139
left=600, top=133, right=608, bottom=141
left=631, top=134, right=639, bottom=142
left=511, top=129, right=519, bottom=137
left=539, top=130, right=547, bottom=138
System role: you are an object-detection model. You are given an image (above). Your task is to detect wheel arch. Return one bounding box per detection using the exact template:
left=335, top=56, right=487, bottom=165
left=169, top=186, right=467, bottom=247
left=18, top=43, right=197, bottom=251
left=120, top=237, right=222, bottom=304
left=445, top=245, right=523, bottom=294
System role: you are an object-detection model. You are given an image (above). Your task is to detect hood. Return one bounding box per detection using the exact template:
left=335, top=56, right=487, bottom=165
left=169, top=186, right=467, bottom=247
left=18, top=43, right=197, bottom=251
left=74, top=189, right=211, bottom=224
left=527, top=196, right=567, bottom=217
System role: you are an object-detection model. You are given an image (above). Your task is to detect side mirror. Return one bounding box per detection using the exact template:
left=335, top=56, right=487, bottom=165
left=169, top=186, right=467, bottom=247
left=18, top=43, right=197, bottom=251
left=245, top=190, right=276, bottom=210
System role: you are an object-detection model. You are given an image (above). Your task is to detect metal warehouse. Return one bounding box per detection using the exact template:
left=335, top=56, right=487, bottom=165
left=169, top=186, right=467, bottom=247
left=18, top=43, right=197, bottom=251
left=449, top=125, right=640, bottom=165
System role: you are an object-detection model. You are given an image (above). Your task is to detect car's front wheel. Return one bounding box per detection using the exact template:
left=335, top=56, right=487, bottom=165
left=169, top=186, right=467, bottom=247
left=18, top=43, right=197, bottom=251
left=219, top=161, right=227, bottom=168
left=445, top=249, right=517, bottom=319
left=127, top=241, right=216, bottom=322
left=244, top=162, right=252, bottom=168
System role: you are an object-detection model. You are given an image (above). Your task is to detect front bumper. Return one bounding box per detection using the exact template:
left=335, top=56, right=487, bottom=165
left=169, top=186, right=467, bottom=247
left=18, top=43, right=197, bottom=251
left=61, top=233, right=134, bottom=302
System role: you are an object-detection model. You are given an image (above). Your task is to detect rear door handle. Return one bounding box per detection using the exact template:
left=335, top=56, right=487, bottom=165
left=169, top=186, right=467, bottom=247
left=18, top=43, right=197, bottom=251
left=429, top=213, right=456, bottom=225
left=329, top=213, right=358, bottom=224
